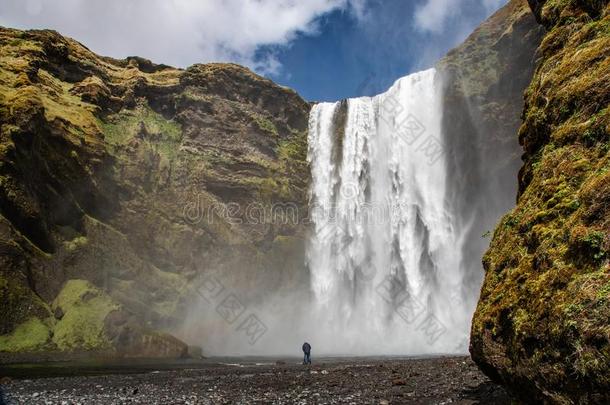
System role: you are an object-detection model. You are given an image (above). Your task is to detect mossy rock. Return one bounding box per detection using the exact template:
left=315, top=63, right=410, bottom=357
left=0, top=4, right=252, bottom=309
left=471, top=1, right=610, bottom=403
left=51, top=279, right=119, bottom=351
left=0, top=25, right=311, bottom=361
left=0, top=318, right=52, bottom=352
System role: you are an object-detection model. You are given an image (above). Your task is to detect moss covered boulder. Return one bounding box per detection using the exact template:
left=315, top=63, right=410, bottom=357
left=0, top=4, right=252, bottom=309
left=0, top=279, right=187, bottom=360
left=51, top=279, right=119, bottom=351
left=470, top=1, right=610, bottom=403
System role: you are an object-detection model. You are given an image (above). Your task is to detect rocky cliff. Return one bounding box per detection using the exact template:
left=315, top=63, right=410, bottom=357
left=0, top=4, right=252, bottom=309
left=437, top=0, right=544, bottom=312
left=470, top=0, right=610, bottom=403
left=0, top=27, right=311, bottom=360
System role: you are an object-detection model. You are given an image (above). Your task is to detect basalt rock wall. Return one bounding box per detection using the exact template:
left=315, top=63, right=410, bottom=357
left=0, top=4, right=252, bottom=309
left=0, top=27, right=311, bottom=360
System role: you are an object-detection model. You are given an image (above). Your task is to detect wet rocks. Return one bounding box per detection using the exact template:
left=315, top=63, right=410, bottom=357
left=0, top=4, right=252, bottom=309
left=1, top=357, right=510, bottom=404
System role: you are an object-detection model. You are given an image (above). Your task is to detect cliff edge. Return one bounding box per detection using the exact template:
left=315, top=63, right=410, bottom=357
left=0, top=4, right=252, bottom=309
left=471, top=0, right=610, bottom=403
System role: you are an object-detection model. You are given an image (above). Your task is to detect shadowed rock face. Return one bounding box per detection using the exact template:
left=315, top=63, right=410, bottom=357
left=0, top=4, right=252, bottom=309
left=0, top=27, right=311, bottom=359
left=470, top=0, right=610, bottom=403
left=437, top=0, right=544, bottom=316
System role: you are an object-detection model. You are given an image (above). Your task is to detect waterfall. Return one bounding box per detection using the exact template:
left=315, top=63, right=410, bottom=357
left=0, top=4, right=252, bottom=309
left=307, top=68, right=472, bottom=354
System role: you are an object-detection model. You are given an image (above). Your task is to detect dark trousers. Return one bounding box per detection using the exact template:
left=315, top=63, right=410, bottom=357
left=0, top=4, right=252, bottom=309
left=303, top=352, right=311, bottom=364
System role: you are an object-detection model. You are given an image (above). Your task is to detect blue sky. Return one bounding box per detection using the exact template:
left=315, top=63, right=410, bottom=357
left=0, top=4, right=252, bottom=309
left=0, top=0, right=506, bottom=101
left=264, top=0, right=505, bottom=101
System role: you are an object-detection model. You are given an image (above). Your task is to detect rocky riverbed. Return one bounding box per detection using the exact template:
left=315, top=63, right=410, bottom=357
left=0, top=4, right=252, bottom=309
left=0, top=356, right=509, bottom=404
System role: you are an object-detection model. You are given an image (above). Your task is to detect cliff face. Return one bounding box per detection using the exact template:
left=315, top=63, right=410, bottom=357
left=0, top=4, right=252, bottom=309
left=470, top=0, right=610, bottom=403
left=437, top=0, right=544, bottom=311
left=0, top=27, right=310, bottom=359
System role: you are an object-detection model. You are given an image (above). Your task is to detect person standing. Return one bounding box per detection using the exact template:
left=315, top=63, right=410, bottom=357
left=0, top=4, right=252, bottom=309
left=302, top=342, right=312, bottom=365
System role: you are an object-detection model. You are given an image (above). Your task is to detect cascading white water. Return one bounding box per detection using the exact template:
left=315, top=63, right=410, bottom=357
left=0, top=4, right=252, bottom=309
left=307, top=68, right=472, bottom=354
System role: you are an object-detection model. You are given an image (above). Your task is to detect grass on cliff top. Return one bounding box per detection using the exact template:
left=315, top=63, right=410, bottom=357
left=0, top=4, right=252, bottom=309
left=1, top=32, right=103, bottom=145
left=1, top=66, right=102, bottom=145
left=52, top=279, right=119, bottom=351
left=435, top=0, right=524, bottom=98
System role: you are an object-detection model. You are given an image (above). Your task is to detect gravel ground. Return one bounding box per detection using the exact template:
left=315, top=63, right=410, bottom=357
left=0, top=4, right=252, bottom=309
left=0, top=356, right=510, bottom=404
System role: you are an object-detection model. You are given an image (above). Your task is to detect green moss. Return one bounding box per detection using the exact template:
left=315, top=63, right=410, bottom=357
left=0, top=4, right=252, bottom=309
left=271, top=128, right=309, bottom=201
left=0, top=317, right=51, bottom=352
left=582, top=122, right=608, bottom=147
left=36, top=70, right=101, bottom=139
left=251, top=112, right=278, bottom=136
left=512, top=308, right=530, bottom=336
left=573, top=346, right=605, bottom=377
left=52, top=279, right=119, bottom=351
left=4, top=37, right=43, bottom=54
left=251, top=177, right=279, bottom=200
left=597, top=281, right=610, bottom=300
left=473, top=3, right=610, bottom=398
left=581, top=231, right=607, bottom=261
left=180, top=89, right=209, bottom=103
left=278, top=129, right=307, bottom=162
left=98, top=103, right=182, bottom=161
left=503, top=213, right=519, bottom=229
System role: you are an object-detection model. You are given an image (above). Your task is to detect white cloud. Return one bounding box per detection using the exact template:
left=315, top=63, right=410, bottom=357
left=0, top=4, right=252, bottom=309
left=347, top=0, right=369, bottom=20
left=414, top=0, right=507, bottom=33
left=414, top=0, right=455, bottom=34
left=0, top=0, right=364, bottom=74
